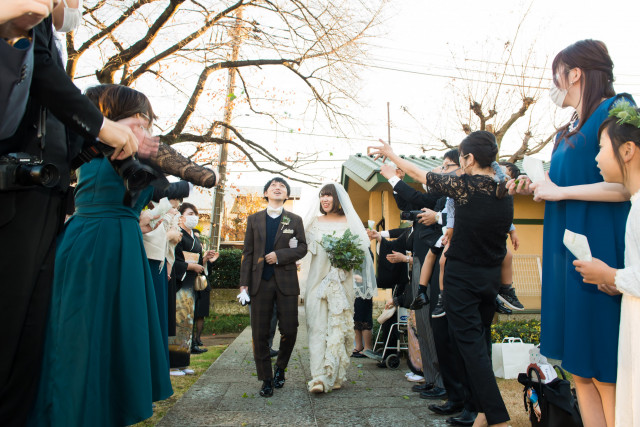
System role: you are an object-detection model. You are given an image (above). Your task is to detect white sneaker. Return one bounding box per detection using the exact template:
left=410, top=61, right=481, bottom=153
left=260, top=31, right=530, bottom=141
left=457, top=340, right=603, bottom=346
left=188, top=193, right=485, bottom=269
left=405, top=372, right=413, bottom=377
left=170, top=370, right=185, bottom=376
left=407, top=374, right=425, bottom=382
left=182, top=368, right=195, bottom=375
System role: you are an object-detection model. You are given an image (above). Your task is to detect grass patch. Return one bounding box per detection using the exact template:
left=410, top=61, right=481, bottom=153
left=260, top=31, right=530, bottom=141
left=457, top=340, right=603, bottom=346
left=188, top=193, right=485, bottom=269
left=203, top=312, right=251, bottom=335
left=134, top=345, right=226, bottom=427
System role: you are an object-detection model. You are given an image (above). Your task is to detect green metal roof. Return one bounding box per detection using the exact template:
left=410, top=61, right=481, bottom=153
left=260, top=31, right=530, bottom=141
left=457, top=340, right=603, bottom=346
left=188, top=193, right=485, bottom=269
left=341, top=153, right=550, bottom=192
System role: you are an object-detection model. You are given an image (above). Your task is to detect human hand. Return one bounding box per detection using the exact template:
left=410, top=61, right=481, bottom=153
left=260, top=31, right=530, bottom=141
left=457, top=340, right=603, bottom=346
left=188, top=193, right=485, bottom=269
left=204, top=250, right=220, bottom=263
left=366, top=229, right=381, bottom=242
left=530, top=172, right=563, bottom=202
left=354, top=274, right=363, bottom=283
left=417, top=208, right=436, bottom=226
left=367, top=139, right=394, bottom=162
left=237, top=288, right=250, bottom=305
left=139, top=211, right=161, bottom=234
left=385, top=299, right=395, bottom=309
left=506, top=175, right=533, bottom=196
left=98, top=118, right=138, bottom=160
left=395, top=168, right=405, bottom=180
left=0, top=0, right=55, bottom=36
left=442, top=228, right=453, bottom=246
left=573, top=258, right=617, bottom=289
left=509, top=230, right=520, bottom=251
left=380, top=163, right=396, bottom=179
left=265, top=252, right=278, bottom=264
left=386, top=250, right=407, bottom=264
left=188, top=263, right=205, bottom=274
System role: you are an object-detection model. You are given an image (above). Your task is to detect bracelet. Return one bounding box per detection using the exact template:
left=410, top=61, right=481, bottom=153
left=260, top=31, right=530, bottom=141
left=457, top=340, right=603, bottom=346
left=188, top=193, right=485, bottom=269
left=406, top=255, right=410, bottom=263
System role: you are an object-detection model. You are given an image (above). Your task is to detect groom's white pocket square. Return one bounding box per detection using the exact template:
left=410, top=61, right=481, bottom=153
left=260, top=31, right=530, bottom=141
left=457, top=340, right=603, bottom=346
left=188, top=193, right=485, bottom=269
left=283, top=229, right=294, bottom=234
left=289, top=237, right=298, bottom=248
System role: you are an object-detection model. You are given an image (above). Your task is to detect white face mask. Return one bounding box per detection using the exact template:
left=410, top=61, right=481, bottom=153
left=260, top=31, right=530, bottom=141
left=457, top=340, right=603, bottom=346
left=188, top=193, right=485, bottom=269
left=58, top=0, right=83, bottom=33
left=549, top=85, right=568, bottom=108
left=184, top=215, right=198, bottom=230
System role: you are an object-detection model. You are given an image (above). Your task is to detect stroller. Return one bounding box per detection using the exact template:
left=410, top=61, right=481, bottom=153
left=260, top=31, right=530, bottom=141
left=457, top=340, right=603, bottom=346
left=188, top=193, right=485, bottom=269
left=366, top=306, right=410, bottom=369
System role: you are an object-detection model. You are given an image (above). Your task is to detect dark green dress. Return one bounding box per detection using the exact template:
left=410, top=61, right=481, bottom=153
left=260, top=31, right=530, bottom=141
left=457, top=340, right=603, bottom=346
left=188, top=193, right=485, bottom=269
left=29, top=158, right=173, bottom=426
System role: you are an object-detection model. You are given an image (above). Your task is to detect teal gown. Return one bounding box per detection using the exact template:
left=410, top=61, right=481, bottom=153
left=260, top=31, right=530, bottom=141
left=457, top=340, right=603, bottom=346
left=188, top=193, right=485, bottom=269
left=29, top=158, right=173, bottom=426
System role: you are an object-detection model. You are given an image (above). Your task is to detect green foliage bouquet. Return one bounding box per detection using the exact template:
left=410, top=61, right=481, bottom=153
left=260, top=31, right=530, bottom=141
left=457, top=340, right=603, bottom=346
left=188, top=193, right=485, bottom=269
left=319, top=229, right=365, bottom=272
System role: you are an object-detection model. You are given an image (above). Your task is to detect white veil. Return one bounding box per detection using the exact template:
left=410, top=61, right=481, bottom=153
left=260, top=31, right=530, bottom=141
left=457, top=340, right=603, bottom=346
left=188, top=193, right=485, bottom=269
left=301, top=182, right=377, bottom=299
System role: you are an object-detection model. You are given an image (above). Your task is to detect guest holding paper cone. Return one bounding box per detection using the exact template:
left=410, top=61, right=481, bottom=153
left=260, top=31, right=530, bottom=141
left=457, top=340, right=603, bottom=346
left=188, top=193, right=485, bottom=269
left=508, top=40, right=634, bottom=427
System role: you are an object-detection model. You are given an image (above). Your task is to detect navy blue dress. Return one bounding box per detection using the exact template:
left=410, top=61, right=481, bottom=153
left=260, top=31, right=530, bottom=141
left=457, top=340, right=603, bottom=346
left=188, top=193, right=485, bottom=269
left=541, top=94, right=633, bottom=382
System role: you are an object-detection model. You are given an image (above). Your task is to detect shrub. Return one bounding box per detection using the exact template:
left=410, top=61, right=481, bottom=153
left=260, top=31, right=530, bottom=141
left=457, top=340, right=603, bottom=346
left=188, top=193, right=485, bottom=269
left=491, top=319, right=541, bottom=344
left=208, top=249, right=242, bottom=289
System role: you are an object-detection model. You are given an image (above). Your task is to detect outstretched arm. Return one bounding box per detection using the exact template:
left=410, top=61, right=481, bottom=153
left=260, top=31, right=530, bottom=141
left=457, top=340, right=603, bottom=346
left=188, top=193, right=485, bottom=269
left=369, top=139, right=428, bottom=184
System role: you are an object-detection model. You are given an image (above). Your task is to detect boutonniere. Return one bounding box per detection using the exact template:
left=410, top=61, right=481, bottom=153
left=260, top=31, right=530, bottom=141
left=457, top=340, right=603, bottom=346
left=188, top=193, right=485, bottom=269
left=280, top=215, right=291, bottom=230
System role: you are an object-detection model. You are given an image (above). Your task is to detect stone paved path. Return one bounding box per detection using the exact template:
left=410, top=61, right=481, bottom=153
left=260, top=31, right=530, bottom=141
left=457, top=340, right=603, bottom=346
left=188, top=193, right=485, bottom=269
left=159, top=307, right=448, bottom=426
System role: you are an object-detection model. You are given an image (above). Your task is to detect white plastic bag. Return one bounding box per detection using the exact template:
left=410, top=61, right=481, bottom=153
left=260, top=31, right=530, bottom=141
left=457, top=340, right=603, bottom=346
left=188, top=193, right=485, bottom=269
left=492, top=337, right=535, bottom=379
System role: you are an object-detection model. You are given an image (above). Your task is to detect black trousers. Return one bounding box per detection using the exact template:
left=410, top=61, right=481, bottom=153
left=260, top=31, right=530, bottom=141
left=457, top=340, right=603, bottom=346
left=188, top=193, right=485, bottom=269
left=428, top=251, right=468, bottom=405
left=444, top=258, right=509, bottom=425
left=0, top=188, right=65, bottom=426
left=250, top=276, right=298, bottom=381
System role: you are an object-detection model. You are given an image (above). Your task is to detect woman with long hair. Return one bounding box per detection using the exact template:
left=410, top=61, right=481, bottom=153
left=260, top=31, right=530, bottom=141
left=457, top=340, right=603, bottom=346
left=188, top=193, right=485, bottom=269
left=510, top=40, right=633, bottom=427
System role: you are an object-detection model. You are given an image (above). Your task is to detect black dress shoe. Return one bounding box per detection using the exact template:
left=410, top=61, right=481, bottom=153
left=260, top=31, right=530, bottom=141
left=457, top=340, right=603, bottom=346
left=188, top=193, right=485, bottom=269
left=420, top=386, right=447, bottom=400
left=410, top=292, right=429, bottom=310
left=411, top=382, right=434, bottom=392
left=269, top=348, right=279, bottom=358
left=260, top=380, right=274, bottom=397
left=191, top=345, right=207, bottom=354
left=429, top=400, right=464, bottom=415
left=195, top=338, right=204, bottom=346
left=274, top=366, right=286, bottom=389
left=446, top=409, right=477, bottom=426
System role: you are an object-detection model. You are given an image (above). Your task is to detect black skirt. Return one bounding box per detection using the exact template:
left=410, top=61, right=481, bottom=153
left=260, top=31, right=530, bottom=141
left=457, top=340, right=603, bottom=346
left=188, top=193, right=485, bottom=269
left=194, top=286, right=211, bottom=318
left=353, top=297, right=373, bottom=330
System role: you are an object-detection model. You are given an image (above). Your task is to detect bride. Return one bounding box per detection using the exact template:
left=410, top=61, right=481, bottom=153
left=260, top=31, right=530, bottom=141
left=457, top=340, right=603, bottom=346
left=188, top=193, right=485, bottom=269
left=302, top=183, right=376, bottom=393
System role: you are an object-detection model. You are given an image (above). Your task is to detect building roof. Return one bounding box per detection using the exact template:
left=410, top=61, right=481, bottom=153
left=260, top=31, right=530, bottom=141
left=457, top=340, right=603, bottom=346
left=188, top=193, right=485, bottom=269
left=341, top=153, right=550, bottom=192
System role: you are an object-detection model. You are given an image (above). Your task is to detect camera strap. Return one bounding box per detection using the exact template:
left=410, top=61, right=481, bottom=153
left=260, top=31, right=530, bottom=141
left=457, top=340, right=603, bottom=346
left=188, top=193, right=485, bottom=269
left=37, top=107, right=47, bottom=152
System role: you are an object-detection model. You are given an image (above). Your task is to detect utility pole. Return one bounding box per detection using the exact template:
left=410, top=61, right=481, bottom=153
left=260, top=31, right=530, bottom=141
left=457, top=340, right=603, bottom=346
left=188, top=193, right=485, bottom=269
left=209, top=9, right=243, bottom=250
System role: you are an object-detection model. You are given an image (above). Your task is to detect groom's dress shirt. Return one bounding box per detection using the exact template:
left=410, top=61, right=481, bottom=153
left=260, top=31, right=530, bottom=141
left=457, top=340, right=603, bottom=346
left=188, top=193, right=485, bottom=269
left=267, top=205, right=283, bottom=218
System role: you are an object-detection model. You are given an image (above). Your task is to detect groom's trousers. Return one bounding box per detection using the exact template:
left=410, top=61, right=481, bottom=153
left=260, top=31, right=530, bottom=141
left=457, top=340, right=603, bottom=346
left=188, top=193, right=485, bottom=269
left=250, top=275, right=298, bottom=381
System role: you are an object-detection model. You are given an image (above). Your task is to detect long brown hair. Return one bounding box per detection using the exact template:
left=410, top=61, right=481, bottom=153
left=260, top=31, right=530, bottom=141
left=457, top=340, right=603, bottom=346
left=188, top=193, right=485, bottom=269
left=552, top=40, right=615, bottom=149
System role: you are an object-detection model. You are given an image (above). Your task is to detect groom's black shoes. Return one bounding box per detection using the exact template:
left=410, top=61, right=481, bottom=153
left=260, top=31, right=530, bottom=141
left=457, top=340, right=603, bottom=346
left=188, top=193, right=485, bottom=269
left=274, top=366, right=286, bottom=388
left=260, top=380, right=274, bottom=397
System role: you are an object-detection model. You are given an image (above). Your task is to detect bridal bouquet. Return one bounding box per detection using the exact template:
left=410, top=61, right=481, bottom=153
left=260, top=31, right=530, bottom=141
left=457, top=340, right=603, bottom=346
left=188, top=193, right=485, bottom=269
left=319, top=229, right=365, bottom=272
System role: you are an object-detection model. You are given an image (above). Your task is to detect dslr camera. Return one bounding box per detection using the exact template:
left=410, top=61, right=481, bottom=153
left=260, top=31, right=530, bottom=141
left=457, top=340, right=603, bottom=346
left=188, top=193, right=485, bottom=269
left=72, top=140, right=161, bottom=192
left=400, top=210, right=423, bottom=222
left=0, top=153, right=60, bottom=190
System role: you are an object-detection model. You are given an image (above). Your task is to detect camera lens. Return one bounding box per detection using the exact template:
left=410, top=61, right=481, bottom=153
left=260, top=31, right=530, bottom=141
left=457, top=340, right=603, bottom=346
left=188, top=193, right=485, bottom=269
left=16, top=163, right=60, bottom=188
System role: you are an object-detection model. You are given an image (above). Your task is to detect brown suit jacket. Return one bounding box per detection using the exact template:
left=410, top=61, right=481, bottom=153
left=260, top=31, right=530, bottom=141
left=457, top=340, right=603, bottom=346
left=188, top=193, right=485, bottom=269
left=239, top=209, right=307, bottom=296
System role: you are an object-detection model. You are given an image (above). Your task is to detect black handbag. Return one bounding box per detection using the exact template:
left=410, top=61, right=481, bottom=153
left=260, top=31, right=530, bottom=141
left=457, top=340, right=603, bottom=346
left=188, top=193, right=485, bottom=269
left=517, top=365, right=583, bottom=427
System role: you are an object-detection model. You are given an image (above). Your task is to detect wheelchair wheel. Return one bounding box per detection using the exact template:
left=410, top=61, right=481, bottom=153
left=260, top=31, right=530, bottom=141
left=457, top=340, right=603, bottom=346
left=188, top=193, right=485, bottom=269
left=385, top=354, right=400, bottom=369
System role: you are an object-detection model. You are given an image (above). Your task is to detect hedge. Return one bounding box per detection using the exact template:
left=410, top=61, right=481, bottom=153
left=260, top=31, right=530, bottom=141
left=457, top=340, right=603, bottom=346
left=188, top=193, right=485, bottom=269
left=208, top=249, right=242, bottom=289
left=491, top=319, right=541, bottom=345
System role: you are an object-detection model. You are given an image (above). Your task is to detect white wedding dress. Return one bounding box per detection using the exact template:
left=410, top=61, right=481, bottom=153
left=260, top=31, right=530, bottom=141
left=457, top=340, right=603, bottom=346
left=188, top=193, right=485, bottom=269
left=303, top=218, right=355, bottom=392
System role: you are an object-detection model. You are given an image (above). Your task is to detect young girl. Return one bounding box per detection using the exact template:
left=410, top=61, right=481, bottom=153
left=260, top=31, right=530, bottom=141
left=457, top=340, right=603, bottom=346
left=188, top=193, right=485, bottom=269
left=574, top=101, right=640, bottom=427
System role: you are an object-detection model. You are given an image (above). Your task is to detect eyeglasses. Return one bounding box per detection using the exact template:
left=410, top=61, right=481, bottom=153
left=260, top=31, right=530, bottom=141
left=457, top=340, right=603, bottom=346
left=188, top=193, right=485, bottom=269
left=440, top=163, right=457, bottom=171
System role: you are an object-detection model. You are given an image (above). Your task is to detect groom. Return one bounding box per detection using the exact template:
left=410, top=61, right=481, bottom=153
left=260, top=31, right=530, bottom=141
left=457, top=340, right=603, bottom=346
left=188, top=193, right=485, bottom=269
left=239, top=177, right=307, bottom=397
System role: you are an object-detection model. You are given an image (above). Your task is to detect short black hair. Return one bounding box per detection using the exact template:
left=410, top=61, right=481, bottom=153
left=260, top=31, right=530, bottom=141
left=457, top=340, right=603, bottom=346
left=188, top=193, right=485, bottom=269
left=179, top=202, right=198, bottom=216
left=443, top=148, right=460, bottom=166
left=263, top=177, right=290, bottom=201
left=499, top=161, right=520, bottom=179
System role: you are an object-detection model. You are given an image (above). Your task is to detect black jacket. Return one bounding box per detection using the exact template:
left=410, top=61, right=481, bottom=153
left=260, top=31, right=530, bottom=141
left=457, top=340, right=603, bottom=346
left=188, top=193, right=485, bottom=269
left=392, top=180, right=446, bottom=263
left=0, top=17, right=104, bottom=190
